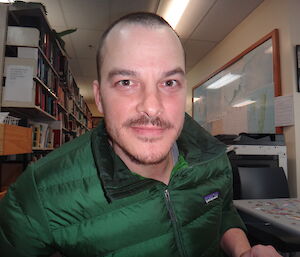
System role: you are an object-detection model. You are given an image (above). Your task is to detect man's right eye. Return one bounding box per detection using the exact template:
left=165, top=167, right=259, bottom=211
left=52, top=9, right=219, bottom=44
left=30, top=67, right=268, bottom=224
left=116, top=80, right=132, bottom=87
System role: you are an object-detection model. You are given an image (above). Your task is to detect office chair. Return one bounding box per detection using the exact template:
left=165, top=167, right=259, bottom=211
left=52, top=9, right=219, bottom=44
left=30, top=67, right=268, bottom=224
left=236, top=167, right=300, bottom=256
left=238, top=167, right=289, bottom=199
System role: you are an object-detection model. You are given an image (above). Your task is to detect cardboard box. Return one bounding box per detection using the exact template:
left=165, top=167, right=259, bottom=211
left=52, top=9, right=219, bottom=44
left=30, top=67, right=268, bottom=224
left=0, top=124, right=32, bottom=155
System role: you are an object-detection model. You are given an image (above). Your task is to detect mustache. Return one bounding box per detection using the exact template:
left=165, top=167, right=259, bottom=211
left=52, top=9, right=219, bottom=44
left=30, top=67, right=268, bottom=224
left=123, top=115, right=174, bottom=129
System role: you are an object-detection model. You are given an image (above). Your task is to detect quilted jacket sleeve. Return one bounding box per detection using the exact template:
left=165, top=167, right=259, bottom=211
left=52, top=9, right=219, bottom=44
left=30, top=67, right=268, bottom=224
left=220, top=156, right=246, bottom=236
left=0, top=165, right=54, bottom=257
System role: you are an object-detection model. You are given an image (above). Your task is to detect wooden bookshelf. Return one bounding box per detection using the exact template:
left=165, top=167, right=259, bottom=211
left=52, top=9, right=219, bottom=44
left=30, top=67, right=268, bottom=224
left=0, top=4, right=8, bottom=112
left=1, top=4, right=92, bottom=152
left=0, top=4, right=93, bottom=204
left=0, top=124, right=32, bottom=155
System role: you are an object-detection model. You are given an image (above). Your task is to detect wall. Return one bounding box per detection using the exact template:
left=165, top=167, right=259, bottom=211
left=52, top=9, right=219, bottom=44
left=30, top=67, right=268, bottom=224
left=286, top=0, right=300, bottom=198
left=186, top=0, right=300, bottom=196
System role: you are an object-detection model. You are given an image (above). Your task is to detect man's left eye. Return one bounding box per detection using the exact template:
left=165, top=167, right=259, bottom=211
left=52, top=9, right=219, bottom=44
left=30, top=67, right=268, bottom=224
left=164, top=80, right=178, bottom=87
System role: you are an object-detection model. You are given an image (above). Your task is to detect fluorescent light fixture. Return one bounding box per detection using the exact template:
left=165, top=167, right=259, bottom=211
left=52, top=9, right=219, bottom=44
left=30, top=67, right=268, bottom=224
left=0, top=0, right=15, bottom=3
left=193, top=97, right=202, bottom=102
left=206, top=73, right=242, bottom=89
left=163, top=0, right=190, bottom=29
left=232, top=100, right=256, bottom=108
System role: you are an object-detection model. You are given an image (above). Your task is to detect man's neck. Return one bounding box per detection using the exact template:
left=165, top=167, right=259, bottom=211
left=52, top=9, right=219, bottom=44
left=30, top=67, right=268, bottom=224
left=134, top=152, right=173, bottom=185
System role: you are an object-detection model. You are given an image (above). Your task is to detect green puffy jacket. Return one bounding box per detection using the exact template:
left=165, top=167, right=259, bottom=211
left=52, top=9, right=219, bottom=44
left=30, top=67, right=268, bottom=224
left=0, top=114, right=245, bottom=257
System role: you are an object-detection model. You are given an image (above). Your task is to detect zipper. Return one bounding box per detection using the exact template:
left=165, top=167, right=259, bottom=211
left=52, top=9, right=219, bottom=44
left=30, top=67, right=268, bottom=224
left=164, top=189, right=187, bottom=257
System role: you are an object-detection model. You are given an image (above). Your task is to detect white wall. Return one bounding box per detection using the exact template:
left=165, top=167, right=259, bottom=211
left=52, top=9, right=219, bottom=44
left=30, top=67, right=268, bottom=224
left=186, top=0, right=300, bottom=196
left=286, top=0, right=300, bottom=197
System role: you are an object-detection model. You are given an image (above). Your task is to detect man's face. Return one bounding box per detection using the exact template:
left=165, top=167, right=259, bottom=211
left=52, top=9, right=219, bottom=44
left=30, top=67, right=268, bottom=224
left=94, top=23, right=186, bottom=165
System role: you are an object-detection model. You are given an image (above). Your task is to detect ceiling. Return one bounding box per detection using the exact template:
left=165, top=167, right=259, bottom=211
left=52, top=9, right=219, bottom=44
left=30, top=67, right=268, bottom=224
left=22, top=0, right=264, bottom=117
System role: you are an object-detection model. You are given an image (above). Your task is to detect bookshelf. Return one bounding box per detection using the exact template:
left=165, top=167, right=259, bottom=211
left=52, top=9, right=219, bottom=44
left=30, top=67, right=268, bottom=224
left=1, top=3, right=92, bottom=152
left=0, top=4, right=8, bottom=111
left=0, top=3, right=93, bottom=196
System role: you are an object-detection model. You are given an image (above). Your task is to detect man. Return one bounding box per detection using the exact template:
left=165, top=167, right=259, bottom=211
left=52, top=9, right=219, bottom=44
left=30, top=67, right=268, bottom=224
left=0, top=12, right=281, bottom=257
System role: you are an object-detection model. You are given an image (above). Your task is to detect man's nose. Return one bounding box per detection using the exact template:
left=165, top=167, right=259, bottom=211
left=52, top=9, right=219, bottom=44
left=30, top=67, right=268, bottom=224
left=136, top=87, right=163, bottom=117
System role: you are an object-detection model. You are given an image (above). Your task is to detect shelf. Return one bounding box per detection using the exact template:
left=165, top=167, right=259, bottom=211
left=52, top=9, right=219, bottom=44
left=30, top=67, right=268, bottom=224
left=73, top=99, right=86, bottom=116
left=0, top=124, right=32, bottom=155
left=2, top=106, right=57, bottom=121
left=32, top=147, right=54, bottom=151
left=57, top=102, right=68, bottom=113
left=62, top=127, right=69, bottom=133
left=69, top=112, right=88, bottom=129
left=34, top=77, right=58, bottom=99
left=37, top=46, right=60, bottom=77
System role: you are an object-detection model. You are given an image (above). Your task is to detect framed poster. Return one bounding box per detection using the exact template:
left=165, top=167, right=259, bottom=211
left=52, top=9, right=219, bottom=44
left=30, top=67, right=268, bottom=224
left=192, top=29, right=281, bottom=135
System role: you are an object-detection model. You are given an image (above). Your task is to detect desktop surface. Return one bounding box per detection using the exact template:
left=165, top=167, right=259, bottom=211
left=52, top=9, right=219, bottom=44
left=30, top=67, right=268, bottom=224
left=234, top=198, right=300, bottom=236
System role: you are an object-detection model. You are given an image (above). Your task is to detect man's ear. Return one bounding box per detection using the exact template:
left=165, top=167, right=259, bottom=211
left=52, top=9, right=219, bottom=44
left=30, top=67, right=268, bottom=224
left=93, top=80, right=104, bottom=114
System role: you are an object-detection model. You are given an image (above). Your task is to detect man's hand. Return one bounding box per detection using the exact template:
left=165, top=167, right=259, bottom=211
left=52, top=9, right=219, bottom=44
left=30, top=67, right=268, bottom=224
left=240, top=244, right=282, bottom=257
left=220, top=228, right=282, bottom=257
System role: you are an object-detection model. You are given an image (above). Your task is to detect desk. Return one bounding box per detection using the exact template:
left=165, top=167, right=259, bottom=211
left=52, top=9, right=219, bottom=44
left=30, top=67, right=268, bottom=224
left=234, top=198, right=300, bottom=236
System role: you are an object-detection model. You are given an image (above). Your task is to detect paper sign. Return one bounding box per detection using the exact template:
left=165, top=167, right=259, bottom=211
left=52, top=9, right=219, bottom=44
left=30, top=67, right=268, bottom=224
left=3, top=64, right=33, bottom=102
left=274, top=95, right=294, bottom=127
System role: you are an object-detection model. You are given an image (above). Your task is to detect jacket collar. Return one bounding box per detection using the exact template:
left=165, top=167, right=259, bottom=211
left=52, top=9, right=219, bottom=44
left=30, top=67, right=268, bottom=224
left=91, top=113, right=226, bottom=202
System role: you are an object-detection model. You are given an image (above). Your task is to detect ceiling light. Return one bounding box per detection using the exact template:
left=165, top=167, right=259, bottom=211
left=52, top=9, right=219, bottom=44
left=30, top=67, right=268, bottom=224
left=206, top=73, right=242, bottom=89
left=162, top=0, right=190, bottom=29
left=193, top=97, right=202, bottom=102
left=232, top=100, right=256, bottom=108
left=264, top=46, right=273, bottom=54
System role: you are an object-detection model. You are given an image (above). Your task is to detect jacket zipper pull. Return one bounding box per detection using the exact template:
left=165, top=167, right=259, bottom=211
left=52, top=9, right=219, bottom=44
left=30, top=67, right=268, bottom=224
left=164, top=189, right=176, bottom=222
left=165, top=189, right=170, bottom=201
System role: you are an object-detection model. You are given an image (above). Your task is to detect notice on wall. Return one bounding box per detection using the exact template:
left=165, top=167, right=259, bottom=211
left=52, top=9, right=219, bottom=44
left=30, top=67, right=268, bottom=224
left=274, top=95, right=294, bottom=127
left=3, top=64, right=33, bottom=102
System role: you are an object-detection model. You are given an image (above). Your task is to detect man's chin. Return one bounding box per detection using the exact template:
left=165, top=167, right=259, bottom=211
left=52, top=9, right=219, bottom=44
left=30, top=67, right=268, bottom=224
left=127, top=152, right=169, bottom=166
left=119, top=143, right=170, bottom=165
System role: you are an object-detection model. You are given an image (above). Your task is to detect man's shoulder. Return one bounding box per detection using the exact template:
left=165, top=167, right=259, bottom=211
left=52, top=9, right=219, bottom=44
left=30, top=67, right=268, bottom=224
left=30, top=130, right=97, bottom=190
left=179, top=114, right=227, bottom=162
left=1, top=129, right=107, bottom=237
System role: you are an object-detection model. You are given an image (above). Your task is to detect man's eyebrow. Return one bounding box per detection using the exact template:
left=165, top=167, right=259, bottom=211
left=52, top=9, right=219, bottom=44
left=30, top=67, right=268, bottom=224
left=163, top=68, right=185, bottom=77
left=107, top=69, right=137, bottom=80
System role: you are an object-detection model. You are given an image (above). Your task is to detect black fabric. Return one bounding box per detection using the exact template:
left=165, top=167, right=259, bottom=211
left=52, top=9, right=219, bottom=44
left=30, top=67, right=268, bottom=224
left=238, top=167, right=289, bottom=199
left=237, top=167, right=300, bottom=254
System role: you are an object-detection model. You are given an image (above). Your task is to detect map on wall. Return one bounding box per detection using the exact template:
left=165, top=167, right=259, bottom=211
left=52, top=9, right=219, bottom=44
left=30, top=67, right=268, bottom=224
left=193, top=36, right=278, bottom=136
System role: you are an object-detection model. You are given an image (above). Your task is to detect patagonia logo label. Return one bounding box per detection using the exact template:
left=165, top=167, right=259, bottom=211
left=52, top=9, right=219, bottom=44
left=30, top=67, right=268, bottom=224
left=204, top=191, right=219, bottom=204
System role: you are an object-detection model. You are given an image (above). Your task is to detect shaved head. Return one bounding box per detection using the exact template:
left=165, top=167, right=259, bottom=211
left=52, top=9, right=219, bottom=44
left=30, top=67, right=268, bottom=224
left=96, top=12, right=185, bottom=82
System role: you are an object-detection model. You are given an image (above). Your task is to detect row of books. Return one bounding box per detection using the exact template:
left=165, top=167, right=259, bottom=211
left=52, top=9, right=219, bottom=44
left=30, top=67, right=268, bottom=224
left=57, top=112, right=68, bottom=130
left=65, top=70, right=77, bottom=96
left=35, top=82, right=58, bottom=117
left=68, top=122, right=87, bottom=138
left=30, top=121, right=87, bottom=151
left=57, top=86, right=67, bottom=110
left=74, top=94, right=84, bottom=110
left=29, top=121, right=61, bottom=149
left=37, top=51, right=59, bottom=95
left=39, top=28, right=66, bottom=75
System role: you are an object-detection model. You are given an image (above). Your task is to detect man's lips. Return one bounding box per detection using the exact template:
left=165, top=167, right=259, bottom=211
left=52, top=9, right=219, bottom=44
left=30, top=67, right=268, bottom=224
left=130, top=126, right=165, bottom=136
